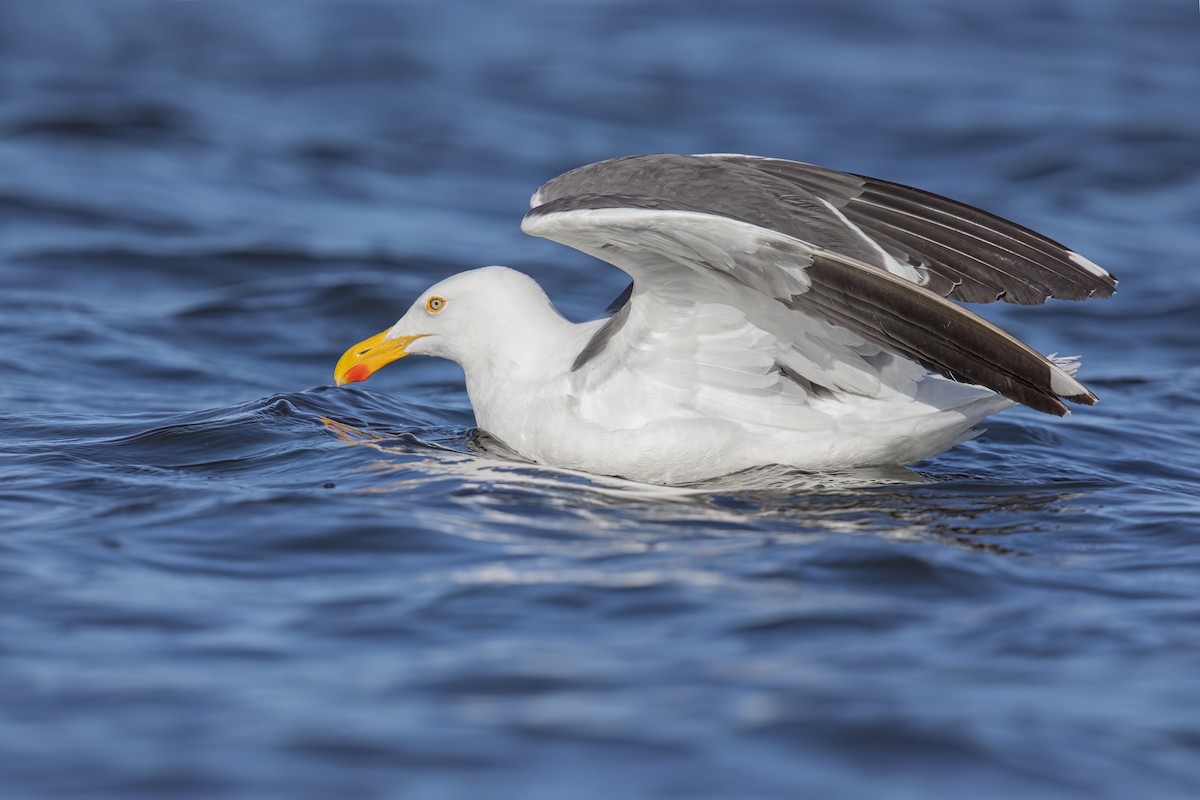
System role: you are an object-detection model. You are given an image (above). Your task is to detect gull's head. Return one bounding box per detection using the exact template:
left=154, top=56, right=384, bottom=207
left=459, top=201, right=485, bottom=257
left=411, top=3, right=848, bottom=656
left=334, top=266, right=555, bottom=386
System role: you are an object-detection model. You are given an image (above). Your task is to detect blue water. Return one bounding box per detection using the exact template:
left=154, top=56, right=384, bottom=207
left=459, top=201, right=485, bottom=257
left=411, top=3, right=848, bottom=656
left=2, top=1, right=1199, bottom=797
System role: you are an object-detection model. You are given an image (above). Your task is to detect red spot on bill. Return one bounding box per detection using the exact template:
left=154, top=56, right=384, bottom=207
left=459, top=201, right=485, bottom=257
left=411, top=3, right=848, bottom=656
left=341, top=363, right=374, bottom=384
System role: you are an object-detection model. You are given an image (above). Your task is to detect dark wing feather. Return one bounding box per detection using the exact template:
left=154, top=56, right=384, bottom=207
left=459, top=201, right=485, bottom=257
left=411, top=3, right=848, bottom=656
left=709, top=155, right=1117, bottom=304
left=793, top=252, right=1090, bottom=414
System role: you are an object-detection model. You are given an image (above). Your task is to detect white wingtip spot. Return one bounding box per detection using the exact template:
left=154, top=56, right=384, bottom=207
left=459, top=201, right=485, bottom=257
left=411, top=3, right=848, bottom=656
left=1068, top=250, right=1113, bottom=280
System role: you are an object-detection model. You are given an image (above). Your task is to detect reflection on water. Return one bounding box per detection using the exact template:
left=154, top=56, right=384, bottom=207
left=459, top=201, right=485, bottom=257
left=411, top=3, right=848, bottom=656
left=325, top=415, right=924, bottom=494
left=321, top=414, right=1090, bottom=556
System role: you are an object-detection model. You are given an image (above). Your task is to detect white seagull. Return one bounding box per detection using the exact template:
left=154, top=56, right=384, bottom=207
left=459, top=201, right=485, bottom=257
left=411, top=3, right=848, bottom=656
left=334, top=154, right=1115, bottom=485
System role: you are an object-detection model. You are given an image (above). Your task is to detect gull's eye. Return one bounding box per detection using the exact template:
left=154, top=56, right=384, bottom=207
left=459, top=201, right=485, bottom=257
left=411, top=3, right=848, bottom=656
left=426, top=295, right=446, bottom=313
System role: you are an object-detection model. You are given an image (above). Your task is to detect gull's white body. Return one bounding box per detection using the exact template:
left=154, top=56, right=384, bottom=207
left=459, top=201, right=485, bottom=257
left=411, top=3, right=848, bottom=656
left=387, top=267, right=1013, bottom=484
left=340, top=155, right=1113, bottom=485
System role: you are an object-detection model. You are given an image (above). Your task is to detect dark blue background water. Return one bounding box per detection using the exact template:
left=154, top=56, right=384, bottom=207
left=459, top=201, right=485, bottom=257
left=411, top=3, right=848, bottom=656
left=2, top=1, right=1199, bottom=797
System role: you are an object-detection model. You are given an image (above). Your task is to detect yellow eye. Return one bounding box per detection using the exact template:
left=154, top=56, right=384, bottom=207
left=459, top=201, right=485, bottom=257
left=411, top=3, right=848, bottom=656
left=426, top=295, right=446, bottom=313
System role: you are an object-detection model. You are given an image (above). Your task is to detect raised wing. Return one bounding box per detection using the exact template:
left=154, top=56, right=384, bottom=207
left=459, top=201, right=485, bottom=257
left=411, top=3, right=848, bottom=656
left=531, top=154, right=1117, bottom=305
left=523, top=162, right=1105, bottom=416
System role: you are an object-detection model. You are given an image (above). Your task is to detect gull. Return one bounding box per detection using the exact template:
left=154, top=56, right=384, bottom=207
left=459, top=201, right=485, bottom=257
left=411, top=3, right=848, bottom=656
left=334, top=154, right=1115, bottom=484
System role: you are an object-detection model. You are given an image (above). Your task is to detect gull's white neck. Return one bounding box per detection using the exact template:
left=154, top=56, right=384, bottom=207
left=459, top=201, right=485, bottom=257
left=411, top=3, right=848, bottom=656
left=455, top=295, right=597, bottom=452
left=398, top=266, right=608, bottom=470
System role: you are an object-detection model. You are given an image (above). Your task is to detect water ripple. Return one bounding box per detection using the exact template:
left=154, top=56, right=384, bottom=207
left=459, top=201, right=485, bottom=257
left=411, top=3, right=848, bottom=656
left=2, top=2, right=1199, bottom=798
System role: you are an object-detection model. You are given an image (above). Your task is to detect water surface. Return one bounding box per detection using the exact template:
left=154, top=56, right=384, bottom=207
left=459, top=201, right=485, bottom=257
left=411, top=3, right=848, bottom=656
left=2, top=2, right=1199, bottom=798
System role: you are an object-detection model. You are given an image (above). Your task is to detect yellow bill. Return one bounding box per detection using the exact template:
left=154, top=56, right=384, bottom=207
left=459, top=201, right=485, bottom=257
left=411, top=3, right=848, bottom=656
left=334, top=331, right=427, bottom=386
